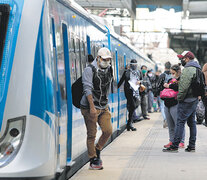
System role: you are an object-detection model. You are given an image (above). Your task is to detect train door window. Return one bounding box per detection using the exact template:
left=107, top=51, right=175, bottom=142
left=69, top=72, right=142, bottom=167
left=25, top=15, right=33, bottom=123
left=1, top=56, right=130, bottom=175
left=0, top=5, right=10, bottom=68
left=69, top=36, right=77, bottom=84
left=80, top=40, right=86, bottom=70
left=91, top=44, right=95, bottom=57
left=75, top=38, right=82, bottom=78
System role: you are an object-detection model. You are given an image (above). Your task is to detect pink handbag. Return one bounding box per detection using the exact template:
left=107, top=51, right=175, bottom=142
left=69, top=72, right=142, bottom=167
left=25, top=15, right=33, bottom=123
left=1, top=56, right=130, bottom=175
left=160, top=78, right=178, bottom=99
left=160, top=88, right=178, bottom=99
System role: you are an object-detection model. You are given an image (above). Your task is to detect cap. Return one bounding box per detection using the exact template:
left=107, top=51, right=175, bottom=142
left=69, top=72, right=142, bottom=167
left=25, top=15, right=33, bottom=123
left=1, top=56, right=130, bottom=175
left=130, top=59, right=138, bottom=64
left=177, top=51, right=195, bottom=60
left=98, top=47, right=112, bottom=59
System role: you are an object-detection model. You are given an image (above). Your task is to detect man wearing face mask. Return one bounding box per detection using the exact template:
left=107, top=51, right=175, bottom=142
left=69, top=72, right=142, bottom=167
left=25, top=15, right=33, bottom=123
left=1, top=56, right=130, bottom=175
left=163, top=51, right=200, bottom=152
left=80, top=47, right=113, bottom=170
left=118, top=59, right=141, bottom=131
left=140, top=65, right=151, bottom=120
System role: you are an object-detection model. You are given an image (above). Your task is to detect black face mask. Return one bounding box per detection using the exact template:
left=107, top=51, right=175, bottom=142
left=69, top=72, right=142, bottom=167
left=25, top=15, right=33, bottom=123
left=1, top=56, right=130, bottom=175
left=130, top=65, right=137, bottom=70
left=181, top=59, right=186, bottom=66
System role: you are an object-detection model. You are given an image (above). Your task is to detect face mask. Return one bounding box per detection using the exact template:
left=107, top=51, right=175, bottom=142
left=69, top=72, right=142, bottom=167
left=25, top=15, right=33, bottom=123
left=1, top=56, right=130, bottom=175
left=130, top=65, right=137, bottom=70
left=142, top=69, right=147, bottom=74
left=148, top=73, right=152, bottom=77
left=99, top=59, right=110, bottom=69
left=181, top=59, right=186, bottom=66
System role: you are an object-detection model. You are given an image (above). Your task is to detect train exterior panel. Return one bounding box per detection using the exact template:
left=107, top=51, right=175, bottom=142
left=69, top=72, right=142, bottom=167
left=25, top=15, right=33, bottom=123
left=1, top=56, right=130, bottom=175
left=0, top=0, right=155, bottom=179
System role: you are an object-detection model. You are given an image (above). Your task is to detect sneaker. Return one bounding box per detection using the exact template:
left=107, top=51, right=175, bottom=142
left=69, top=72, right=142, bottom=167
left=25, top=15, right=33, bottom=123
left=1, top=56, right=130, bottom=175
left=143, top=116, right=150, bottom=120
left=164, top=142, right=172, bottom=148
left=185, top=146, right=195, bottom=152
left=89, top=157, right=103, bottom=170
left=162, top=145, right=178, bottom=153
left=179, top=143, right=185, bottom=148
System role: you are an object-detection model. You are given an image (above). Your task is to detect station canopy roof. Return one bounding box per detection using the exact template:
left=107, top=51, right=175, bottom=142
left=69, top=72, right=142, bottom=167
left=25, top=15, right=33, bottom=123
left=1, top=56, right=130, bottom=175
left=75, top=0, right=207, bottom=19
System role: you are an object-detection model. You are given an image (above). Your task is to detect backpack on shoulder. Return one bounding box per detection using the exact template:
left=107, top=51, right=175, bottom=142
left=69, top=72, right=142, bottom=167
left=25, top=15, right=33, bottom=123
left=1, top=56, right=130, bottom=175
left=71, top=65, right=96, bottom=108
left=191, top=68, right=206, bottom=97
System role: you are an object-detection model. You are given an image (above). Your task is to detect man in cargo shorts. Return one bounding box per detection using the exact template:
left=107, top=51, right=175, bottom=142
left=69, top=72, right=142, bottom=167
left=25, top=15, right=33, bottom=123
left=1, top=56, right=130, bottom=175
left=80, top=47, right=113, bottom=170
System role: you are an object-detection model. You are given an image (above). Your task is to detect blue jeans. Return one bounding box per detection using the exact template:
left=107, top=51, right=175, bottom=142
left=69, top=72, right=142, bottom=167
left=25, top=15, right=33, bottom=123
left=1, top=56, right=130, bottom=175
left=160, top=99, right=166, bottom=121
left=173, top=100, right=198, bottom=148
left=164, top=105, right=185, bottom=143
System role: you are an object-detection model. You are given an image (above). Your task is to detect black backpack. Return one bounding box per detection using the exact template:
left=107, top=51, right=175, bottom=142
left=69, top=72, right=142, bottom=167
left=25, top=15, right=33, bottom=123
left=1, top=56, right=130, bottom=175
left=71, top=65, right=96, bottom=108
left=191, top=68, right=206, bottom=97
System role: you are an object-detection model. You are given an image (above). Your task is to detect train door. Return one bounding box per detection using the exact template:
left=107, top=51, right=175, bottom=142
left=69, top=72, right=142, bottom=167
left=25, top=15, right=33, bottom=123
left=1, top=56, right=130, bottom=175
left=51, top=18, right=69, bottom=171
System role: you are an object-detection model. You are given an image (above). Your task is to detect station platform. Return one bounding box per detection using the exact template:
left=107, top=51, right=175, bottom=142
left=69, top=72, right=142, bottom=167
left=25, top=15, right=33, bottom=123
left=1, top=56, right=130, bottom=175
left=70, top=112, right=207, bottom=180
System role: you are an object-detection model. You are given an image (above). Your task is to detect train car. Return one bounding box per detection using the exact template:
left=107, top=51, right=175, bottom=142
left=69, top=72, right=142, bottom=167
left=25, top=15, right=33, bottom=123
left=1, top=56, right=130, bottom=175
left=0, top=0, right=155, bottom=179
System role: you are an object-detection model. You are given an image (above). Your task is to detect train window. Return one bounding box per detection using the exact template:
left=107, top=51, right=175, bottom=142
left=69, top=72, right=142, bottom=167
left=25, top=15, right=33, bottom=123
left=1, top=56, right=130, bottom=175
left=0, top=5, right=10, bottom=68
left=70, top=38, right=75, bottom=53
left=80, top=41, right=86, bottom=70
left=75, top=38, right=82, bottom=78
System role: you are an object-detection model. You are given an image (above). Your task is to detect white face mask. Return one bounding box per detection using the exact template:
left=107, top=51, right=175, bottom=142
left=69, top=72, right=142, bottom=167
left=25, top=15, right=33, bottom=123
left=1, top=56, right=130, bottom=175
left=148, top=73, right=152, bottom=77
left=99, top=59, right=110, bottom=69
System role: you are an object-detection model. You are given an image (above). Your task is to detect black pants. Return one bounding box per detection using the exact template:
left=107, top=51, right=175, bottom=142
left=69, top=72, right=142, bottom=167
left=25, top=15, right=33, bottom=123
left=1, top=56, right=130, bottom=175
left=125, top=88, right=139, bottom=126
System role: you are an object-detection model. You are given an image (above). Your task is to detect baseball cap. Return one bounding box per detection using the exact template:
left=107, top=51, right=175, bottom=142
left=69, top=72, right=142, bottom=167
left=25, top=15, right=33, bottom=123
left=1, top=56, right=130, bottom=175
left=177, top=51, right=195, bottom=60
left=98, top=47, right=112, bottom=59
left=130, top=59, right=138, bottom=64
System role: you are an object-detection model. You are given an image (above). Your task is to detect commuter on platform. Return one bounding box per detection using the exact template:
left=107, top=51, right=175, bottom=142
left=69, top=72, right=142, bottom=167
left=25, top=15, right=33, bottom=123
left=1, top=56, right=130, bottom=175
left=118, top=59, right=141, bottom=131
left=157, top=61, right=172, bottom=128
left=162, top=64, right=185, bottom=149
left=147, top=69, right=155, bottom=113
left=140, top=65, right=151, bottom=120
left=202, top=63, right=207, bottom=126
left=80, top=47, right=113, bottom=170
left=163, top=51, right=199, bottom=152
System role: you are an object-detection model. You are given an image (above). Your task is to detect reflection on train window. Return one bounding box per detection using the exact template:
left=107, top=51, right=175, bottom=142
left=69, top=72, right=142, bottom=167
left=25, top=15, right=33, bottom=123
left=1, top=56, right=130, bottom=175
left=91, top=44, right=95, bottom=57
left=75, top=38, right=82, bottom=78
left=69, top=37, right=77, bottom=84
left=0, top=5, right=10, bottom=67
left=56, top=23, right=68, bottom=101
left=80, top=41, right=86, bottom=71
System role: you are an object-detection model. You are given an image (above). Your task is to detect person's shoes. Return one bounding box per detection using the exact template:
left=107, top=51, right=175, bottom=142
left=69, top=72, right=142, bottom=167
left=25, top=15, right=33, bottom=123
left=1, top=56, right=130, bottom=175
left=162, top=145, right=178, bottom=153
left=203, top=122, right=207, bottom=127
left=179, top=143, right=185, bottom=148
left=127, top=125, right=137, bottom=131
left=89, top=157, right=103, bottom=170
left=164, top=142, right=172, bottom=148
left=148, top=110, right=152, bottom=113
left=143, top=116, right=150, bottom=120
left=133, top=117, right=143, bottom=123
left=163, top=121, right=168, bottom=128
left=185, top=146, right=195, bottom=152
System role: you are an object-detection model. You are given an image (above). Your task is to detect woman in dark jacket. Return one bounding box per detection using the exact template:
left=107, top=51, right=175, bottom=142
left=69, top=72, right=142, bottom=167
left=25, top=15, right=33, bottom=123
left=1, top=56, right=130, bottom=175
left=162, top=64, right=185, bottom=149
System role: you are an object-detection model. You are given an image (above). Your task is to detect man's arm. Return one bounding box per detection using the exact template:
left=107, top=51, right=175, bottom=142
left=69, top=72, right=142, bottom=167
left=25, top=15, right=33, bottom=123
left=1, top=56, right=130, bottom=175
left=82, top=67, right=97, bottom=117
left=177, top=67, right=195, bottom=101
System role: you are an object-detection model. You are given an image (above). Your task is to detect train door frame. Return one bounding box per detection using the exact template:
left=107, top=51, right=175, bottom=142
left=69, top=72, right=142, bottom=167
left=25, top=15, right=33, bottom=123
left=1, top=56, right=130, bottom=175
left=51, top=17, right=62, bottom=171
left=61, top=22, right=73, bottom=163
left=115, top=49, right=120, bottom=130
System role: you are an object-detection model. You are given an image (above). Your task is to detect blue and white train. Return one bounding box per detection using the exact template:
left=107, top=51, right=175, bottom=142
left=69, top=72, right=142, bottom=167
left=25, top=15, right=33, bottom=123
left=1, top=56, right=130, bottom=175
left=0, top=0, right=155, bottom=179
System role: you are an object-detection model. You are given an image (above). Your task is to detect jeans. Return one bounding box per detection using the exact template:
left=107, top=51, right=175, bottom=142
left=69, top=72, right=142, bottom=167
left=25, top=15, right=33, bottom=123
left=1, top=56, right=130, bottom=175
left=160, top=99, right=166, bottom=121
left=81, top=107, right=112, bottom=158
left=173, top=100, right=198, bottom=148
left=148, top=91, right=154, bottom=112
left=164, top=105, right=185, bottom=143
